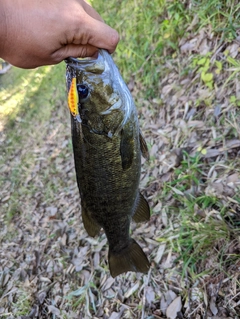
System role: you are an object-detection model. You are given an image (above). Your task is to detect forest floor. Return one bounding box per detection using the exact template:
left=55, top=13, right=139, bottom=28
left=1, top=0, right=240, bottom=318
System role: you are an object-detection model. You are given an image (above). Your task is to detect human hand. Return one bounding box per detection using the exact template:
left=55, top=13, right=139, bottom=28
left=0, top=0, right=119, bottom=68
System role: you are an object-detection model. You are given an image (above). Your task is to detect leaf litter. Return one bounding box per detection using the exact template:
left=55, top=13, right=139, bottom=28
left=1, top=6, right=240, bottom=319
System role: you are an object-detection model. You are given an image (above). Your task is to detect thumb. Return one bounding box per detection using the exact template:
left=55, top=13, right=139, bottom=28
left=52, top=43, right=99, bottom=62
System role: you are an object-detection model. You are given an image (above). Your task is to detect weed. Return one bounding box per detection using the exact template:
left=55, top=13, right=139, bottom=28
left=11, top=289, right=32, bottom=316
left=191, top=0, right=240, bottom=40
left=159, top=148, right=239, bottom=279
left=91, top=0, right=190, bottom=97
left=67, top=281, right=98, bottom=315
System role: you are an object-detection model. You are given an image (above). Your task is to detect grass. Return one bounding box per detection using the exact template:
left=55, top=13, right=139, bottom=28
left=156, top=150, right=239, bottom=281
left=92, top=0, right=188, bottom=97
left=192, top=0, right=240, bottom=39
left=92, top=0, right=240, bottom=97
left=0, top=64, right=72, bottom=228
left=0, top=0, right=240, bottom=318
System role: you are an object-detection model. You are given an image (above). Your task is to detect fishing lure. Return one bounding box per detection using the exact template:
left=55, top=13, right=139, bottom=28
left=67, top=77, right=81, bottom=122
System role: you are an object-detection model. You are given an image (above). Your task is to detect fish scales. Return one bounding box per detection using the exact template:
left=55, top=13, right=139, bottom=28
left=66, top=50, right=150, bottom=277
left=72, top=124, right=138, bottom=240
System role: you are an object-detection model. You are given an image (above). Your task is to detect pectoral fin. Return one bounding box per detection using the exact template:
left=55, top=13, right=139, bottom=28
left=132, top=192, right=150, bottom=223
left=82, top=207, right=101, bottom=237
left=120, top=128, right=134, bottom=170
left=139, top=131, right=149, bottom=160
left=109, top=238, right=150, bottom=278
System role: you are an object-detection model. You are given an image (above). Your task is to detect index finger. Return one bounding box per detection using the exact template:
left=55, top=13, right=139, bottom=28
left=84, top=17, right=119, bottom=53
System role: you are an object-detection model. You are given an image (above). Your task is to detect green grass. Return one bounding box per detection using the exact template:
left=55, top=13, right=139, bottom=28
left=192, top=0, right=240, bottom=40
left=92, top=0, right=240, bottom=97
left=0, top=63, right=69, bottom=223
left=92, top=0, right=187, bottom=97
left=157, top=150, right=240, bottom=280
left=0, top=63, right=66, bottom=129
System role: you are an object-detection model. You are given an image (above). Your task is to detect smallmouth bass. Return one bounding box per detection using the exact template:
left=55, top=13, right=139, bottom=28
left=65, top=50, right=150, bottom=278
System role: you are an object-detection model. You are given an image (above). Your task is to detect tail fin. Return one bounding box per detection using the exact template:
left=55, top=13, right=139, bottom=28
left=108, top=239, right=150, bottom=278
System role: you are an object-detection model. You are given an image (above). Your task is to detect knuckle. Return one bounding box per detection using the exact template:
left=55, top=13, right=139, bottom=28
left=111, top=30, right=120, bottom=48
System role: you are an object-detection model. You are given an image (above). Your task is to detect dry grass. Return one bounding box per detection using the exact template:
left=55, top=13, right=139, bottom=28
left=1, top=0, right=240, bottom=318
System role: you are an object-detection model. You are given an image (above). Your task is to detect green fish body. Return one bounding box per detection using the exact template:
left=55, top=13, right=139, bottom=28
left=66, top=50, right=150, bottom=277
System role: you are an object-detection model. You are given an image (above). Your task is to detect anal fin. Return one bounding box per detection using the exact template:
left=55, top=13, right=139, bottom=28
left=109, top=238, right=150, bottom=278
left=132, top=192, right=150, bottom=223
left=82, top=207, right=101, bottom=237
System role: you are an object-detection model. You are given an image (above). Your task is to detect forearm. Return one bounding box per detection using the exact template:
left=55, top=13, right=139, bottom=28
left=0, top=0, right=8, bottom=58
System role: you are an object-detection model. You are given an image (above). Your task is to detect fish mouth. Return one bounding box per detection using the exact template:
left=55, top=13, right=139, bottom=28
left=66, top=50, right=99, bottom=63
left=65, top=56, right=97, bottom=64
left=65, top=50, right=105, bottom=74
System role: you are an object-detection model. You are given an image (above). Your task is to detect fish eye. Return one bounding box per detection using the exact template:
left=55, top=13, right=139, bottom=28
left=77, top=84, right=89, bottom=100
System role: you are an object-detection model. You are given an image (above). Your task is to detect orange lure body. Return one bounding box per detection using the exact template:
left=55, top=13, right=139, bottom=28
left=68, top=77, right=81, bottom=122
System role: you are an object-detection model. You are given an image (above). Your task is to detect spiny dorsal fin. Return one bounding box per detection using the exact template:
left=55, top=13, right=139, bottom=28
left=132, top=192, right=150, bottom=223
left=139, top=131, right=149, bottom=160
left=108, top=238, right=150, bottom=278
left=82, top=206, right=101, bottom=237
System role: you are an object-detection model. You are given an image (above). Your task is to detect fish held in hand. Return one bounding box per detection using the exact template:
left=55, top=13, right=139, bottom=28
left=65, top=50, right=150, bottom=278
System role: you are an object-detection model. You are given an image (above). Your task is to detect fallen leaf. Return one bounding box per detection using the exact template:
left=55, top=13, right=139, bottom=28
left=166, top=296, right=182, bottom=319
left=165, top=290, right=177, bottom=305
left=48, top=305, right=60, bottom=316
left=153, top=202, right=162, bottom=213
left=210, top=296, right=218, bottom=315
left=154, top=243, right=166, bottom=264
left=145, top=286, right=155, bottom=304
left=124, top=282, right=140, bottom=299
left=180, top=40, right=197, bottom=53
